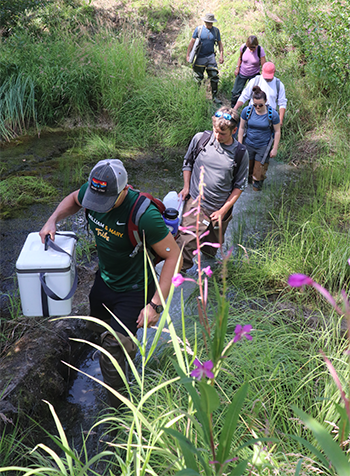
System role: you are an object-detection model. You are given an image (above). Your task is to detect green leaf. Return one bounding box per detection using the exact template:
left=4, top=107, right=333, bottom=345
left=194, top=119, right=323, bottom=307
left=216, top=382, right=248, bottom=464
left=287, top=435, right=329, bottom=469
left=173, top=362, right=211, bottom=445
left=228, top=460, right=248, bottom=476
left=164, top=428, right=208, bottom=475
left=335, top=403, right=350, bottom=443
left=175, top=470, right=201, bottom=476
left=198, top=381, right=220, bottom=414
left=293, top=406, right=350, bottom=476
left=294, top=458, right=303, bottom=476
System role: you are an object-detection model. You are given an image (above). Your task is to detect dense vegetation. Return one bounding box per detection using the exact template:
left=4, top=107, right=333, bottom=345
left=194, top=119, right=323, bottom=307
left=0, top=0, right=349, bottom=474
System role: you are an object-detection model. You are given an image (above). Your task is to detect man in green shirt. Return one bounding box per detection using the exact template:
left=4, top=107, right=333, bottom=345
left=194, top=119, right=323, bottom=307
left=39, top=159, right=181, bottom=407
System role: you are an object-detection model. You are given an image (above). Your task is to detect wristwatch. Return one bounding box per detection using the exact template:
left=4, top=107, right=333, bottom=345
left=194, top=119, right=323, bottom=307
left=149, top=301, right=163, bottom=314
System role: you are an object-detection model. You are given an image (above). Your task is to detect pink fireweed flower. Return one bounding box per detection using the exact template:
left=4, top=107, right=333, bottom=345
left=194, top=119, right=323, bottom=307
left=178, top=225, right=197, bottom=238
left=172, top=273, right=196, bottom=287
left=233, top=324, right=253, bottom=343
left=288, top=274, right=313, bottom=287
left=190, top=358, right=214, bottom=380
left=199, top=230, right=210, bottom=239
left=172, top=274, right=185, bottom=287
left=288, top=274, right=344, bottom=315
left=200, top=242, right=220, bottom=249
left=203, top=266, right=213, bottom=277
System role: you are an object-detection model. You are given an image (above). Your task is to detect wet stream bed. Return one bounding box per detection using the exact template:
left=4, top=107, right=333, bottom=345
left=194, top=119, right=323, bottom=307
left=0, top=131, right=298, bottom=458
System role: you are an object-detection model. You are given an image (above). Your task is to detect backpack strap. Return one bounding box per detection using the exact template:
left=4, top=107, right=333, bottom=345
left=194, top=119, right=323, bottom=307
left=128, top=192, right=165, bottom=259
left=275, top=78, right=280, bottom=106
left=212, top=26, right=219, bottom=43
left=240, top=44, right=247, bottom=60
left=267, top=105, right=274, bottom=132
left=185, top=130, right=212, bottom=167
left=234, top=142, right=247, bottom=168
left=243, top=105, right=253, bottom=138
left=257, top=45, right=261, bottom=59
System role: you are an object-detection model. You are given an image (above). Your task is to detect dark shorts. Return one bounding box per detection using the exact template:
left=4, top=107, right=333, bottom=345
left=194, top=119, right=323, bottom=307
left=89, top=270, right=155, bottom=336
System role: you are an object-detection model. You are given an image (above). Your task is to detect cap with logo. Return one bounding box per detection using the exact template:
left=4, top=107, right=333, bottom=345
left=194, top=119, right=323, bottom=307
left=82, top=159, right=128, bottom=213
left=262, top=62, right=276, bottom=80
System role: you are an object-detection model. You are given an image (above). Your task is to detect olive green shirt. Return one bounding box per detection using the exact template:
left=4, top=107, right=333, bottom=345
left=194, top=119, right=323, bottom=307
left=78, top=185, right=169, bottom=292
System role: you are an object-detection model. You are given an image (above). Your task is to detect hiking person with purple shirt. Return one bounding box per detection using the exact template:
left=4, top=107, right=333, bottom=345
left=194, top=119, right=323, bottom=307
left=231, top=35, right=266, bottom=108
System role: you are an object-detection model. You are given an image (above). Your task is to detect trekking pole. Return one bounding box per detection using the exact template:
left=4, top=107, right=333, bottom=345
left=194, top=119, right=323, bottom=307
left=260, top=135, right=274, bottom=166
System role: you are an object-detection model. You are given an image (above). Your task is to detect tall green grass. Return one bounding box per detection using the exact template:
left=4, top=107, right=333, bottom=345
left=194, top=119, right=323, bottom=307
left=0, top=75, right=37, bottom=141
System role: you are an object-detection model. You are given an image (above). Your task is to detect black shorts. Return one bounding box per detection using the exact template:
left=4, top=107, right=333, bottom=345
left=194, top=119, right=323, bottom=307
left=89, top=270, right=155, bottom=336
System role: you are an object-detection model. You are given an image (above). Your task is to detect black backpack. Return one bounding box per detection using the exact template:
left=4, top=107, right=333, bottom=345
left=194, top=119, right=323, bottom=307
left=185, top=131, right=246, bottom=169
left=241, top=44, right=261, bottom=62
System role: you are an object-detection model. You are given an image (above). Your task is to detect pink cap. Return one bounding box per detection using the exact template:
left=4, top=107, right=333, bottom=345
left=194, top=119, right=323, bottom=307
left=262, top=62, right=276, bottom=79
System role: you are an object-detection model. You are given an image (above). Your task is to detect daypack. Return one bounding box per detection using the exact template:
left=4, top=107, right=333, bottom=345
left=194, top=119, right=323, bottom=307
left=191, top=24, right=219, bottom=63
left=252, top=76, right=280, bottom=105
left=85, top=189, right=166, bottom=265
left=185, top=130, right=247, bottom=169
left=243, top=104, right=274, bottom=138
left=127, top=190, right=166, bottom=264
left=241, top=44, right=261, bottom=62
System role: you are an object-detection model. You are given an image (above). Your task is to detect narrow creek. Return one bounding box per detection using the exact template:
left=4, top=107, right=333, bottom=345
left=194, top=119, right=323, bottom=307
left=0, top=131, right=298, bottom=456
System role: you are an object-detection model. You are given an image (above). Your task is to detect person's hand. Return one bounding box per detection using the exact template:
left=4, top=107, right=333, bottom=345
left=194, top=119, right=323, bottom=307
left=39, top=219, right=57, bottom=244
left=137, top=303, right=160, bottom=329
left=234, top=67, right=239, bottom=77
left=186, top=53, right=190, bottom=62
left=210, top=209, right=225, bottom=223
left=179, top=186, right=189, bottom=201
left=270, top=147, right=278, bottom=158
left=219, top=55, right=224, bottom=65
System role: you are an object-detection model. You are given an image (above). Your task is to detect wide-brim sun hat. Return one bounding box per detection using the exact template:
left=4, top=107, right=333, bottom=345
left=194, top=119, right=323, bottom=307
left=202, top=13, right=218, bottom=23
left=82, top=159, right=128, bottom=213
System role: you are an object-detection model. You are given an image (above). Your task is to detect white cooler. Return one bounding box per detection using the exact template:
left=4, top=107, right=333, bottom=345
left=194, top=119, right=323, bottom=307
left=16, top=232, right=77, bottom=317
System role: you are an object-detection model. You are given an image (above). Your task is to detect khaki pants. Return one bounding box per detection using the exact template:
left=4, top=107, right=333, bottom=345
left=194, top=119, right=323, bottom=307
left=176, top=197, right=232, bottom=272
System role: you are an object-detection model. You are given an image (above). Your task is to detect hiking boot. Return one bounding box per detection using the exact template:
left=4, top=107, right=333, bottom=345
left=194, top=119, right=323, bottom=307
left=252, top=180, right=263, bottom=191
left=213, top=96, right=222, bottom=104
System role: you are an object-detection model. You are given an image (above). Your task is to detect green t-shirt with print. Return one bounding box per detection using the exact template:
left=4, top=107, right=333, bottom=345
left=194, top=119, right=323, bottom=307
left=78, top=184, right=169, bottom=293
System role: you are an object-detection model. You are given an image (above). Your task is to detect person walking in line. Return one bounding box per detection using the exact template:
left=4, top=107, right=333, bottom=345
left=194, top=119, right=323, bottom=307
left=186, top=13, right=224, bottom=104
left=39, top=159, right=181, bottom=408
left=234, top=61, right=287, bottom=126
left=237, top=86, right=281, bottom=191
left=177, top=107, right=249, bottom=272
left=231, top=35, right=266, bottom=108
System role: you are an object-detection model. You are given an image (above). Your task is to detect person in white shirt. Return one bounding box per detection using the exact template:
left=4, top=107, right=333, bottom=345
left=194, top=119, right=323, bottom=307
left=233, top=62, right=287, bottom=126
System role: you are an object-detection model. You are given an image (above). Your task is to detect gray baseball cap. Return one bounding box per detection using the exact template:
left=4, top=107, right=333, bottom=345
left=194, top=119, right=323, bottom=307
left=82, top=159, right=128, bottom=213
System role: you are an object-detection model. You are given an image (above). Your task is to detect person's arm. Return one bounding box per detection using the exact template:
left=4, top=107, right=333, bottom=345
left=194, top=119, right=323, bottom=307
left=39, top=190, right=82, bottom=243
left=237, top=118, right=246, bottom=143
left=186, top=38, right=196, bottom=62
left=233, top=77, right=254, bottom=111
left=260, top=55, right=266, bottom=67
left=270, top=123, right=281, bottom=157
left=234, top=49, right=243, bottom=77
left=218, top=40, right=224, bottom=64
left=136, top=233, right=182, bottom=328
left=279, top=108, right=286, bottom=126
left=210, top=188, right=243, bottom=222
left=179, top=170, right=191, bottom=200
left=277, top=82, right=287, bottom=125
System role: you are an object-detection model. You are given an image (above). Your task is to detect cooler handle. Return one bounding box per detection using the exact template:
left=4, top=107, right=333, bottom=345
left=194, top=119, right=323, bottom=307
left=40, top=233, right=78, bottom=316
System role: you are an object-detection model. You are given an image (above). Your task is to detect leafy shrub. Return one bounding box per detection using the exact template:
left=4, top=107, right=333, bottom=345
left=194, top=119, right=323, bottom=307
left=283, top=0, right=350, bottom=91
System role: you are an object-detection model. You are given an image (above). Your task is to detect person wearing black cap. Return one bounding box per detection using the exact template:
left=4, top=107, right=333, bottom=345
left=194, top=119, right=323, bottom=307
left=186, top=13, right=224, bottom=103
left=39, top=159, right=181, bottom=407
